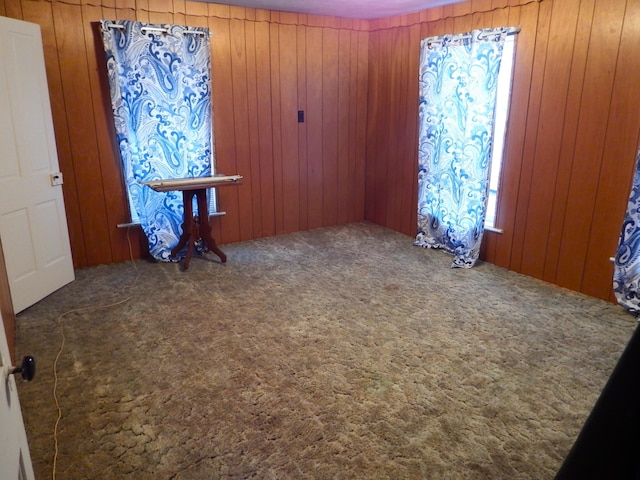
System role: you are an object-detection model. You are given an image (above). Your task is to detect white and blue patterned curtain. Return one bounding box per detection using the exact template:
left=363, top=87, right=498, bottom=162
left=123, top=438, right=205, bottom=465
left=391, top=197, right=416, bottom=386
left=415, top=27, right=516, bottom=267
left=613, top=148, right=640, bottom=314
left=100, top=20, right=213, bottom=261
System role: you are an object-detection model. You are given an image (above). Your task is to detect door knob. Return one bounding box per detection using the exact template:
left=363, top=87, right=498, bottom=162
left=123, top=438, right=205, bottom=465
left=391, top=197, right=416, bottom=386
left=8, top=355, right=35, bottom=382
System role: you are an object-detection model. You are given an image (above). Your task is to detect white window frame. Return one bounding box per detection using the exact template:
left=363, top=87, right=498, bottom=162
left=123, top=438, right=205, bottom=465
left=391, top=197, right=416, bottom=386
left=485, top=34, right=516, bottom=233
left=118, top=183, right=221, bottom=228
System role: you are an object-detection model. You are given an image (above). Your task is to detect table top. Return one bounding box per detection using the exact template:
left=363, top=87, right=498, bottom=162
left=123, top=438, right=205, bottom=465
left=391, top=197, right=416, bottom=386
left=140, top=175, right=242, bottom=192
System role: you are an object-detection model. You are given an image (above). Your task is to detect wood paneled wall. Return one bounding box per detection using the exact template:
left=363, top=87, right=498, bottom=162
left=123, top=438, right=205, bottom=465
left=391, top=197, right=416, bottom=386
left=2, top=0, right=640, bottom=302
left=0, top=0, right=368, bottom=267
left=366, top=0, right=640, bottom=302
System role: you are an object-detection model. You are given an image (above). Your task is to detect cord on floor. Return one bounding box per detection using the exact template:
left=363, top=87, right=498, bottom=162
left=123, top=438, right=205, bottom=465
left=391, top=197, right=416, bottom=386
left=51, top=227, right=140, bottom=480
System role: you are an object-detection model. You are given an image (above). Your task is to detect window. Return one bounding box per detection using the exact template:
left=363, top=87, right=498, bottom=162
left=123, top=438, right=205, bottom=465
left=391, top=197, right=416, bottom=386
left=102, top=20, right=218, bottom=259
left=125, top=187, right=219, bottom=226
left=485, top=34, right=516, bottom=231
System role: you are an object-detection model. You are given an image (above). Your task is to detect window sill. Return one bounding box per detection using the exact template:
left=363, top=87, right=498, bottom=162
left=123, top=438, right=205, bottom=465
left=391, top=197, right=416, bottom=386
left=117, top=211, right=226, bottom=229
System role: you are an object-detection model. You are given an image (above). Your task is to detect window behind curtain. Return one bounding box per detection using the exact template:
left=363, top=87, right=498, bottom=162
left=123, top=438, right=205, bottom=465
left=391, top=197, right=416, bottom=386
left=415, top=27, right=519, bottom=267
left=485, top=34, right=516, bottom=231
left=100, top=20, right=216, bottom=260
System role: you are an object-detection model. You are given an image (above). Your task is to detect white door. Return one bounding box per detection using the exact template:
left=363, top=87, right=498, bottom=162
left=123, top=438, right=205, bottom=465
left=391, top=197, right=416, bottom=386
left=0, top=308, right=35, bottom=480
left=0, top=16, right=74, bottom=313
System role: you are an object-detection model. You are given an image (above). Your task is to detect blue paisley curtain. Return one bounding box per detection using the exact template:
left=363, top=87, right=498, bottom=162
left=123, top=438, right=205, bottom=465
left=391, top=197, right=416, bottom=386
left=415, top=27, right=516, bottom=267
left=613, top=147, right=640, bottom=314
left=100, top=20, right=213, bottom=261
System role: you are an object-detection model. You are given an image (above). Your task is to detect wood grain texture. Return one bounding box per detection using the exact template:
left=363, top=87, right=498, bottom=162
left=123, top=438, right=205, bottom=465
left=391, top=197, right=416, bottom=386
left=541, top=0, right=594, bottom=284
left=4, top=0, right=640, bottom=302
left=366, top=0, right=640, bottom=301
left=585, top=0, right=640, bottom=301
left=279, top=23, right=301, bottom=234
left=229, top=18, right=254, bottom=241
left=305, top=27, right=324, bottom=230
left=4, top=0, right=368, bottom=267
left=297, top=25, right=309, bottom=231
left=54, top=2, right=113, bottom=265
left=321, top=28, right=339, bottom=227
left=554, top=0, right=626, bottom=292
left=210, top=14, right=241, bottom=245
left=354, top=31, right=368, bottom=223
left=244, top=20, right=263, bottom=238
left=254, top=20, right=276, bottom=238
left=517, top=0, right=579, bottom=279
left=508, top=0, right=551, bottom=273
left=269, top=21, right=284, bottom=235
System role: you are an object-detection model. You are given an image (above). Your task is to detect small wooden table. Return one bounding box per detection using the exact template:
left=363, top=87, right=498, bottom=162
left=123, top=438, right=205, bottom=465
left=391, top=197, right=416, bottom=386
left=141, top=175, right=242, bottom=270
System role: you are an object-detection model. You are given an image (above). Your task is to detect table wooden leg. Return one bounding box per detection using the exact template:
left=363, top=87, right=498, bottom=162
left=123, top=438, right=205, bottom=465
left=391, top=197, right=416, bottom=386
left=196, top=189, right=226, bottom=263
left=171, top=189, right=226, bottom=269
left=171, top=190, right=195, bottom=269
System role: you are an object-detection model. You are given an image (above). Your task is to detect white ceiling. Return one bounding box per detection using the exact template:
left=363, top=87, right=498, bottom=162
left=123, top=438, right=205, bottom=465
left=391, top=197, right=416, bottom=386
left=194, top=0, right=463, bottom=20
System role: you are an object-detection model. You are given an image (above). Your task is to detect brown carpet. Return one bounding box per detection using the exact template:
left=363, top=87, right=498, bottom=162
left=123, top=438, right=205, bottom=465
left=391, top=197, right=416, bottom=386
left=15, top=222, right=636, bottom=479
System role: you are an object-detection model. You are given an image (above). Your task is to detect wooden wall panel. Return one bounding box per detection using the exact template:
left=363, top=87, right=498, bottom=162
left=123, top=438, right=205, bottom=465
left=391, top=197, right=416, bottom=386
left=297, top=25, right=309, bottom=231
left=367, top=30, right=391, bottom=227
left=305, top=27, right=324, bottom=230
left=585, top=0, right=640, bottom=301
left=354, top=31, right=369, bottom=222
left=542, top=0, right=598, bottom=284
left=321, top=28, right=340, bottom=226
left=554, top=0, right=627, bottom=292
left=385, top=27, right=405, bottom=233
left=400, top=24, right=421, bottom=237
left=244, top=21, right=264, bottom=238
left=344, top=30, right=359, bottom=224
left=6, top=0, right=639, bottom=302
left=366, top=0, right=640, bottom=301
left=53, top=3, right=113, bottom=265
left=254, top=20, right=276, bottom=238
left=268, top=21, right=284, bottom=235
left=364, top=31, right=380, bottom=223
left=229, top=18, right=254, bottom=241
left=337, top=28, right=351, bottom=225
left=210, top=13, right=241, bottom=245
left=511, top=0, right=555, bottom=277
left=279, top=23, right=301, bottom=234
left=3, top=0, right=368, bottom=267
left=508, top=0, right=551, bottom=273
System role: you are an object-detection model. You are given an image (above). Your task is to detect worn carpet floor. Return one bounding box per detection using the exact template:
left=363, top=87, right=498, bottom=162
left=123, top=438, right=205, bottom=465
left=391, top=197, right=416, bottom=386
left=15, top=222, right=637, bottom=479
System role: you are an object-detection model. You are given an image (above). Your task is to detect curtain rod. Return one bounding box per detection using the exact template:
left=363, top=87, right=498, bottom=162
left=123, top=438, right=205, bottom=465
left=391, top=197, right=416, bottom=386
left=141, top=26, right=168, bottom=34
left=103, top=22, right=206, bottom=36
left=463, top=26, right=521, bottom=38
left=423, top=26, right=520, bottom=45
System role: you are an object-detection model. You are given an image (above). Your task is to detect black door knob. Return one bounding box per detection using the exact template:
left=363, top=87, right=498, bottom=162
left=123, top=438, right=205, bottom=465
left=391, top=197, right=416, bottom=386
left=9, top=355, right=35, bottom=382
